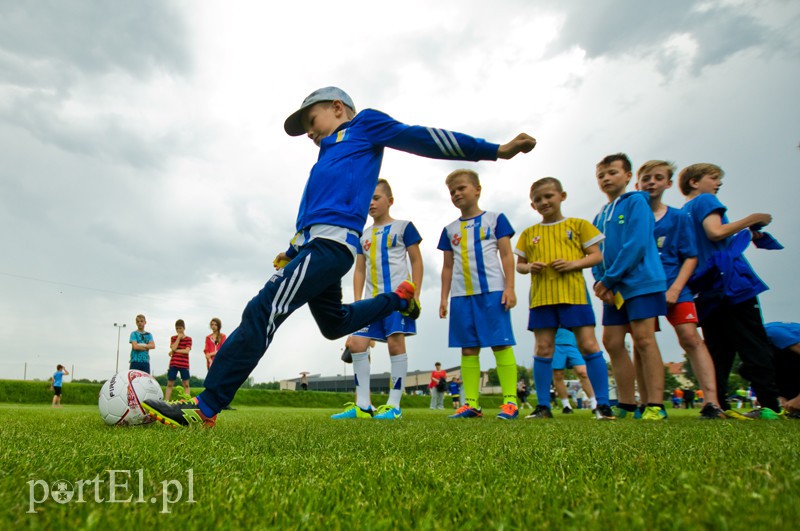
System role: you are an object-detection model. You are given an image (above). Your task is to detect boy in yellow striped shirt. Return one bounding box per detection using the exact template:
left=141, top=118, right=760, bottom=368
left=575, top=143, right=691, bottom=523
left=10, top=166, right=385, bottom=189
left=515, top=177, right=615, bottom=419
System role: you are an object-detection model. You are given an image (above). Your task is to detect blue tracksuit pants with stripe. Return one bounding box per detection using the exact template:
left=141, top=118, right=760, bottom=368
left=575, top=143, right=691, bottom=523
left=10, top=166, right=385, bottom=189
left=199, top=238, right=402, bottom=413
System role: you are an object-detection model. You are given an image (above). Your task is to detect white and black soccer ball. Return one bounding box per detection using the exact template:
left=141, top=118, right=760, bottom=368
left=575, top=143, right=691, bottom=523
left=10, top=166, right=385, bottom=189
left=98, top=370, right=164, bottom=426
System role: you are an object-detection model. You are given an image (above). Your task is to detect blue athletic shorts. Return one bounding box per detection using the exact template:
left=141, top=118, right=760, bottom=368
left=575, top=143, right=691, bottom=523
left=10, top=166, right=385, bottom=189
left=552, top=342, right=585, bottom=370
left=602, top=292, right=667, bottom=326
left=129, top=361, right=151, bottom=374
left=528, top=304, right=596, bottom=330
left=353, top=311, right=416, bottom=341
left=449, top=292, right=515, bottom=348
left=167, top=367, right=190, bottom=381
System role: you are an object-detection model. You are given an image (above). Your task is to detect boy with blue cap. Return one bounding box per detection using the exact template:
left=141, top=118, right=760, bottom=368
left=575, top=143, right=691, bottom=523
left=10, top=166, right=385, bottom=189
left=144, top=87, right=536, bottom=427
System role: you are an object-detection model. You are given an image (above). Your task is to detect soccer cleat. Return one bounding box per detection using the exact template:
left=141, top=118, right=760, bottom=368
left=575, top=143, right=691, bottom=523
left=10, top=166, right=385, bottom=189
left=723, top=408, right=754, bottom=421
left=374, top=404, right=402, bottom=420
left=448, top=405, right=483, bottom=418
left=497, top=402, right=519, bottom=420
left=614, top=406, right=637, bottom=419
left=594, top=404, right=616, bottom=420
left=743, top=407, right=783, bottom=420
left=699, top=403, right=727, bottom=420
left=641, top=406, right=667, bottom=421
left=331, top=402, right=374, bottom=419
left=525, top=405, right=553, bottom=419
left=785, top=408, right=800, bottom=420
left=633, top=405, right=645, bottom=420
left=562, top=406, right=574, bottom=415
left=394, top=280, right=421, bottom=320
left=142, top=398, right=217, bottom=428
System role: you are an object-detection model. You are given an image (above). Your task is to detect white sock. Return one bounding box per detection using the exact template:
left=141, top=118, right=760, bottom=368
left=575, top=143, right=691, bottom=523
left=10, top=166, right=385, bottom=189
left=561, top=398, right=571, bottom=408
left=388, top=353, right=408, bottom=409
left=590, top=397, right=598, bottom=410
left=351, top=351, right=371, bottom=410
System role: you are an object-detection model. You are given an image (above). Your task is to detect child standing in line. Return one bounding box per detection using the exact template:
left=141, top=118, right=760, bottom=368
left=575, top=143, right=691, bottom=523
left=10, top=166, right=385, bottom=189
left=331, top=179, right=423, bottom=420
left=680, top=163, right=781, bottom=419
left=50, top=364, right=69, bottom=407
left=514, top=177, right=615, bottom=420
left=144, top=87, right=536, bottom=427
left=635, top=160, right=725, bottom=419
left=439, top=169, right=519, bottom=420
left=592, top=153, right=668, bottom=421
left=165, top=319, right=192, bottom=401
left=129, top=314, right=155, bottom=374
left=551, top=328, right=600, bottom=415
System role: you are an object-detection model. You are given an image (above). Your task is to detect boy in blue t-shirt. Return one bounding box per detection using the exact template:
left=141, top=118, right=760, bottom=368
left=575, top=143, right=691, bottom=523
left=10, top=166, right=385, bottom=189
left=635, top=160, right=725, bottom=419
left=144, top=87, right=537, bottom=427
left=593, top=153, right=668, bottom=420
left=50, top=364, right=69, bottom=407
left=439, top=169, right=520, bottom=420
left=680, top=163, right=781, bottom=419
left=129, top=314, right=155, bottom=374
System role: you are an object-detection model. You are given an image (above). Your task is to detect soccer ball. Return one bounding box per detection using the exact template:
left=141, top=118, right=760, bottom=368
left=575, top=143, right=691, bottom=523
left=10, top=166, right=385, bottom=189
left=98, top=370, right=164, bottom=426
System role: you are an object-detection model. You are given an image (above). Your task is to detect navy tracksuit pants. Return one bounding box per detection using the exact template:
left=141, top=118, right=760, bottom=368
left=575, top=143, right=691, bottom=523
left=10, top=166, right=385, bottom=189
left=199, top=238, right=402, bottom=413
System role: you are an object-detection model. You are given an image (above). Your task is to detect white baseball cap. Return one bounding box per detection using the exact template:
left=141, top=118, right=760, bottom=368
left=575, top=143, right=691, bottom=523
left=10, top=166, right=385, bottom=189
left=284, top=86, right=356, bottom=136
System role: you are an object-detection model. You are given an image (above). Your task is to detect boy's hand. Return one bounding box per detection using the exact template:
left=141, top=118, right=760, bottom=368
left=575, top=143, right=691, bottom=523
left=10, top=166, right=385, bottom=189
left=748, top=213, right=772, bottom=230
left=273, top=252, right=291, bottom=270
left=501, top=288, right=517, bottom=311
left=666, top=286, right=681, bottom=305
left=594, top=281, right=613, bottom=304
left=529, top=261, right=546, bottom=274
left=439, top=300, right=448, bottom=319
left=550, top=259, right=575, bottom=273
left=497, top=133, right=537, bottom=159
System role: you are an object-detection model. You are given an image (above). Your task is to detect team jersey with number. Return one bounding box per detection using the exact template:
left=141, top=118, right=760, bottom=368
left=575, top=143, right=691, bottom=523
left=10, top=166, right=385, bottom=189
left=514, top=217, right=603, bottom=308
left=437, top=211, right=514, bottom=297
left=357, top=220, right=422, bottom=297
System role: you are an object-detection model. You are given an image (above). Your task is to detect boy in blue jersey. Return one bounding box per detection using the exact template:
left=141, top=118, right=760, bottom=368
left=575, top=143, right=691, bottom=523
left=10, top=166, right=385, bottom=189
left=332, top=179, right=422, bottom=420
left=593, top=153, right=668, bottom=421
left=50, top=364, right=69, bottom=407
left=514, top=177, right=615, bottom=420
left=144, top=87, right=536, bottom=427
left=439, top=169, right=520, bottom=420
left=635, top=160, right=725, bottom=419
left=680, top=163, right=781, bottom=419
left=551, top=328, right=600, bottom=415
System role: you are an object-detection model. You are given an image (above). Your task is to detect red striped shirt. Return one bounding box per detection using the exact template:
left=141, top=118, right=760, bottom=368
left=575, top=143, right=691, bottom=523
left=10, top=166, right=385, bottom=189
left=169, top=335, right=192, bottom=369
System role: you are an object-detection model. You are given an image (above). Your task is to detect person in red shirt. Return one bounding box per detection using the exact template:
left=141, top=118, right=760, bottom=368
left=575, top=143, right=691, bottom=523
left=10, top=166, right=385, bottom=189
left=204, top=317, right=227, bottom=370
left=166, top=319, right=193, bottom=400
left=429, top=362, right=447, bottom=410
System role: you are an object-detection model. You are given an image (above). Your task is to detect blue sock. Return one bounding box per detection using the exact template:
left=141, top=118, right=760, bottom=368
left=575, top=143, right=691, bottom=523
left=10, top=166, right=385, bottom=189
left=533, top=356, right=553, bottom=408
left=584, top=351, right=610, bottom=406
left=195, top=396, right=216, bottom=418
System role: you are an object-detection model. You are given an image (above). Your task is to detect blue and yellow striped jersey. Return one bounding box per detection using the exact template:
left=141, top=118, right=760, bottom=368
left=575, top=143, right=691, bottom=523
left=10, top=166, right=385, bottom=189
left=437, top=212, right=514, bottom=297
left=357, top=220, right=422, bottom=297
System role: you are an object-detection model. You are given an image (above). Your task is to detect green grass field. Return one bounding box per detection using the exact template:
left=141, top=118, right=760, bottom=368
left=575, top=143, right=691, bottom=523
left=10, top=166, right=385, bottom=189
left=3, top=403, right=798, bottom=530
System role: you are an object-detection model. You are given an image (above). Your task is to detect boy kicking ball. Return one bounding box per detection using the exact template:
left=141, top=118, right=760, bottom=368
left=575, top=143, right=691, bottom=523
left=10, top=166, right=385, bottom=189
left=143, top=87, right=536, bottom=427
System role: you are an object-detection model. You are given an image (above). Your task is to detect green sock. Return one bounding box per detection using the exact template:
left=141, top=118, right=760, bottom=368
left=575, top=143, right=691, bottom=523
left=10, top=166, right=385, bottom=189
left=461, top=354, right=481, bottom=409
left=493, top=347, right=518, bottom=406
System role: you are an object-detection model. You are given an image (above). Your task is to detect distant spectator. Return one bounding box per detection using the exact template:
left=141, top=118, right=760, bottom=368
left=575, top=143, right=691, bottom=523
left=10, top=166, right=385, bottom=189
left=166, top=319, right=192, bottom=401
left=429, top=362, right=447, bottom=410
left=448, top=378, right=461, bottom=409
left=129, top=314, right=155, bottom=374
left=764, top=322, right=800, bottom=419
left=50, top=364, right=69, bottom=408
left=204, top=317, right=227, bottom=369
left=684, top=387, right=695, bottom=409
left=516, top=379, right=532, bottom=410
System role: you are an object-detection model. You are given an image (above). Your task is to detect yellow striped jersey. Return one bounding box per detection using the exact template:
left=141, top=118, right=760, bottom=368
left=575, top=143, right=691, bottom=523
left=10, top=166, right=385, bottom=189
left=514, top=218, right=604, bottom=308
left=437, top=211, right=515, bottom=297
left=358, top=220, right=422, bottom=297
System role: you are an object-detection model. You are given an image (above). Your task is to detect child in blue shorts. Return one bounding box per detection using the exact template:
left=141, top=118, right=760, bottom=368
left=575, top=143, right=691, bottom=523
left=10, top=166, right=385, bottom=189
left=635, top=160, right=725, bottom=419
left=593, top=154, right=668, bottom=420
left=331, top=179, right=422, bottom=420
left=551, top=328, right=600, bottom=414
left=439, top=169, right=520, bottom=420
left=144, top=87, right=537, bottom=427
left=515, top=177, right=614, bottom=420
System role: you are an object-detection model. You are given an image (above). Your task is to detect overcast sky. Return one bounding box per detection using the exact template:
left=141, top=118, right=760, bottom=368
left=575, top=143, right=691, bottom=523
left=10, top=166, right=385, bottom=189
left=1, top=0, right=798, bottom=384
